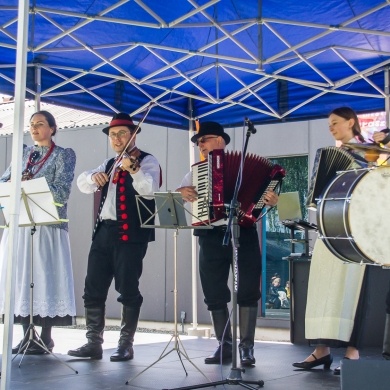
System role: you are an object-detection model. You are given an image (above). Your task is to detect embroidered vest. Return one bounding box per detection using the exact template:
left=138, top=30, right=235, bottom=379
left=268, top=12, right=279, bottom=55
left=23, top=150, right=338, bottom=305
left=93, top=151, right=156, bottom=242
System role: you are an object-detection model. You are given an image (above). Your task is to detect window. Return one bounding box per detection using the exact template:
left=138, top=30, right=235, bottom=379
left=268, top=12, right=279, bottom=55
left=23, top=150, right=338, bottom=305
left=261, top=155, right=309, bottom=319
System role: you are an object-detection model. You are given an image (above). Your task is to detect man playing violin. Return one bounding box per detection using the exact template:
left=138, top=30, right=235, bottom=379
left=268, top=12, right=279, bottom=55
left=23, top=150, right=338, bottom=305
left=68, top=112, right=161, bottom=361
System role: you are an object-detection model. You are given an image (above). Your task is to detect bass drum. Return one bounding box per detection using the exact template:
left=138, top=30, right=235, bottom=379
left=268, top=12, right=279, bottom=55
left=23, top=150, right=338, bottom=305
left=317, top=166, right=390, bottom=266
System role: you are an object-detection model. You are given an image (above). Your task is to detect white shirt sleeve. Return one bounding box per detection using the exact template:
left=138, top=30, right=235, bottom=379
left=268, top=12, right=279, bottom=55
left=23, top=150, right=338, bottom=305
left=132, top=154, right=160, bottom=197
left=179, top=171, right=192, bottom=188
left=77, top=159, right=109, bottom=194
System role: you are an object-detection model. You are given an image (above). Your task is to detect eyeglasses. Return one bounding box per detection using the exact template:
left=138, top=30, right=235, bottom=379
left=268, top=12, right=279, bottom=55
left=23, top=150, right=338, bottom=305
left=108, top=130, right=130, bottom=140
left=196, top=136, right=219, bottom=146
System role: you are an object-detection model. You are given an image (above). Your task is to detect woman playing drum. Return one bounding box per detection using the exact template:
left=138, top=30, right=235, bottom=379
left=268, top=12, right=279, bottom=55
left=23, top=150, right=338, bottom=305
left=292, top=106, right=371, bottom=375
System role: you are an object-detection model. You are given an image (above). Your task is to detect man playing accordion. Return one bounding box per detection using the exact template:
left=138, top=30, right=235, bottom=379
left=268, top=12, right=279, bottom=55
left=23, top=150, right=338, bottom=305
left=176, top=121, right=278, bottom=366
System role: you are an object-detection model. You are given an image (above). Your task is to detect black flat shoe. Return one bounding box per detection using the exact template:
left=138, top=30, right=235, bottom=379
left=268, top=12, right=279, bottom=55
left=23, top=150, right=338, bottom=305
left=334, top=357, right=350, bottom=375
left=292, top=353, right=333, bottom=370
left=25, top=339, right=54, bottom=355
left=382, top=352, right=390, bottom=360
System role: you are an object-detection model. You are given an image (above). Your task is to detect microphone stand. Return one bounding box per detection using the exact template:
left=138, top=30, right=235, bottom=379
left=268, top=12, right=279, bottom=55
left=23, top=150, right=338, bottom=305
left=164, top=119, right=264, bottom=390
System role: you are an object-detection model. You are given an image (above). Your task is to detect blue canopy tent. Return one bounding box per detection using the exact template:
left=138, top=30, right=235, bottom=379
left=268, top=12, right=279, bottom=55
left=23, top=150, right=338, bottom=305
left=1, top=2, right=390, bottom=389
left=0, top=0, right=390, bottom=128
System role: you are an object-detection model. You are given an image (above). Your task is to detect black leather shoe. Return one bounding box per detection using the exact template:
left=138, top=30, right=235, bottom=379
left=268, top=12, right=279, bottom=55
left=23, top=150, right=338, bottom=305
left=292, top=353, right=333, bottom=370
left=239, top=347, right=256, bottom=366
left=67, top=343, right=103, bottom=359
left=110, top=345, right=134, bottom=361
left=25, top=339, right=54, bottom=355
left=204, top=343, right=232, bottom=364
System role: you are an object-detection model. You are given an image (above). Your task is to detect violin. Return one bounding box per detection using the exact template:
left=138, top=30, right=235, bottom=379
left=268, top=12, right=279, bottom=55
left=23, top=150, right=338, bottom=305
left=109, top=146, right=140, bottom=185
left=121, top=146, right=141, bottom=173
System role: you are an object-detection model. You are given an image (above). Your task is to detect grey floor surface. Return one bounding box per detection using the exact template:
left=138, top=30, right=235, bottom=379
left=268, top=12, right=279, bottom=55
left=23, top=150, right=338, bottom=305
left=0, top=325, right=388, bottom=390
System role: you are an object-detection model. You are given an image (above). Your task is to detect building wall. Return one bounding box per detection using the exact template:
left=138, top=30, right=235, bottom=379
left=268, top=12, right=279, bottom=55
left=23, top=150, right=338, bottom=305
left=0, top=118, right=331, bottom=324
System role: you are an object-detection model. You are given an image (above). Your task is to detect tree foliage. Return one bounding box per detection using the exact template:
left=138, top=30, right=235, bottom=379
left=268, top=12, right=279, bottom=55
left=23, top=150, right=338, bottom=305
left=268, top=155, right=309, bottom=234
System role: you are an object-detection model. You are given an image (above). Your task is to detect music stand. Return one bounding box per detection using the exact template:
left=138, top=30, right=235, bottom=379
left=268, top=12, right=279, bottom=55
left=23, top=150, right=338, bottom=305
left=0, top=177, right=77, bottom=373
left=126, top=191, right=211, bottom=386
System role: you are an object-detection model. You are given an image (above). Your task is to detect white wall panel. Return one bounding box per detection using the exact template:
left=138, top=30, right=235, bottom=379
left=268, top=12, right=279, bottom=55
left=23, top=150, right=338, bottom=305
left=0, top=117, right=335, bottom=325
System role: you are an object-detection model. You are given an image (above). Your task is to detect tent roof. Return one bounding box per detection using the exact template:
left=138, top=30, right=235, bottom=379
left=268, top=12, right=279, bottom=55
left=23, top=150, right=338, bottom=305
left=1, top=0, right=390, bottom=129
left=0, top=96, right=111, bottom=136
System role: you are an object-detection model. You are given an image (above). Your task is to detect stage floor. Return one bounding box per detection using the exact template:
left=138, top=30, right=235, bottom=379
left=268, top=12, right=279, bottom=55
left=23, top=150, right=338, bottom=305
left=0, top=325, right=387, bottom=389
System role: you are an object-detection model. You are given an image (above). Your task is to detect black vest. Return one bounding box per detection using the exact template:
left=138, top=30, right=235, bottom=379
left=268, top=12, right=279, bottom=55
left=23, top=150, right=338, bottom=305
left=93, top=151, right=156, bottom=243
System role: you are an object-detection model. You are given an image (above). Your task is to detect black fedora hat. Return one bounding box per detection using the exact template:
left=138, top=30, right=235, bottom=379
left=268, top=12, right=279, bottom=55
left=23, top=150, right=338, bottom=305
left=102, top=112, right=141, bottom=135
left=191, top=121, right=230, bottom=145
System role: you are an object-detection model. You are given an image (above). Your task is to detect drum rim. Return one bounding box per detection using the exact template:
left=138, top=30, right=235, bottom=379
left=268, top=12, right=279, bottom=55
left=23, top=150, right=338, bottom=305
left=317, top=169, right=374, bottom=264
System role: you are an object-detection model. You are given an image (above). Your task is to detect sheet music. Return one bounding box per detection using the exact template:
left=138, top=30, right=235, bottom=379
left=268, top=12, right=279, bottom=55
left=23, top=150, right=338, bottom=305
left=0, top=177, right=60, bottom=227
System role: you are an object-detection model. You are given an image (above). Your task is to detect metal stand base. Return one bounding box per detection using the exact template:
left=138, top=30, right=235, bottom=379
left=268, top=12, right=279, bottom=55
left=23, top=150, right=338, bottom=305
left=126, top=229, right=210, bottom=386
left=163, top=366, right=264, bottom=390
left=12, top=323, right=78, bottom=374
left=126, top=331, right=209, bottom=385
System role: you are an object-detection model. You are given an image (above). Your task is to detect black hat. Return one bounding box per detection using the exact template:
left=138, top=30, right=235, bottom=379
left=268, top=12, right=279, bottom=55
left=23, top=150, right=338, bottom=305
left=102, top=112, right=141, bottom=135
left=191, top=121, right=230, bottom=145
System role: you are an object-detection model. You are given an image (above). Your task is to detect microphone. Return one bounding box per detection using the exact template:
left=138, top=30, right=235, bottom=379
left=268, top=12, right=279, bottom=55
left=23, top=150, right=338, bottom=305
left=245, top=117, right=257, bottom=134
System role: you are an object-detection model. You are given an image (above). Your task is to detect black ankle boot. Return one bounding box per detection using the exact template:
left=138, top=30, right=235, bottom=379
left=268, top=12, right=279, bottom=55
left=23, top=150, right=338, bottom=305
left=204, top=307, right=232, bottom=364
left=205, top=341, right=233, bottom=364
left=110, top=306, right=140, bottom=362
left=383, top=313, right=390, bottom=360
left=238, top=306, right=258, bottom=366
left=68, top=307, right=105, bottom=359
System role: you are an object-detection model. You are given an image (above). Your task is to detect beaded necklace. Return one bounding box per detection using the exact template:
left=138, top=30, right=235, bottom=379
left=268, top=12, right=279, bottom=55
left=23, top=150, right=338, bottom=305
left=21, top=142, right=56, bottom=181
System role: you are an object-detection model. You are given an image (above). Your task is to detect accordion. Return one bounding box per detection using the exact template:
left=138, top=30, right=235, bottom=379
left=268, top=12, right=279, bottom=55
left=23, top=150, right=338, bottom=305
left=191, top=149, right=286, bottom=227
left=306, top=146, right=356, bottom=209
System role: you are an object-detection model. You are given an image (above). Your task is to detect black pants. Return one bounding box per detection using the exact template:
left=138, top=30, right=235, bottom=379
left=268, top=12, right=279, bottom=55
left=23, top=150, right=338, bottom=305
left=83, top=221, right=148, bottom=309
left=198, top=227, right=261, bottom=311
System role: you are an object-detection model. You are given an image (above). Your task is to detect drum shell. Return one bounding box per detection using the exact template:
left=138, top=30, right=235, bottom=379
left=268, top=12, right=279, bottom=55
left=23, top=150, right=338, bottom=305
left=317, top=166, right=390, bottom=266
left=317, top=169, right=372, bottom=264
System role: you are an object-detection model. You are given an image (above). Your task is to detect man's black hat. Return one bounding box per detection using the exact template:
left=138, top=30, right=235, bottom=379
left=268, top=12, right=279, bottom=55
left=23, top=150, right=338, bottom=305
left=190, top=121, right=230, bottom=145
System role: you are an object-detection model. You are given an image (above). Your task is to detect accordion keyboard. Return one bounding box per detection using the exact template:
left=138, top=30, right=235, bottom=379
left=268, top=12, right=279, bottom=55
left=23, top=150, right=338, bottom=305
left=253, top=178, right=281, bottom=210
left=191, top=161, right=209, bottom=224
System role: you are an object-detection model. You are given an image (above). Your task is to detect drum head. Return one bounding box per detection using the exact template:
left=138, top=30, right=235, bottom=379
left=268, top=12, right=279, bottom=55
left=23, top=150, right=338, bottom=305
left=348, top=166, right=390, bottom=266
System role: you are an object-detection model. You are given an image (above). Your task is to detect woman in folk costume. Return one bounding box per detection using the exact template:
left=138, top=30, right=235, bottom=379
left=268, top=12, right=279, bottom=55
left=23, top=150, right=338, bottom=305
left=0, top=110, right=76, bottom=354
left=293, top=106, right=371, bottom=375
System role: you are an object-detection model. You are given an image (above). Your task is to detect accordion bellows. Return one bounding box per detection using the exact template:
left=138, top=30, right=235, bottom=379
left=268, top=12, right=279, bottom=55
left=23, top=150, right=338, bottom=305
left=191, top=149, right=285, bottom=227
left=306, top=146, right=355, bottom=209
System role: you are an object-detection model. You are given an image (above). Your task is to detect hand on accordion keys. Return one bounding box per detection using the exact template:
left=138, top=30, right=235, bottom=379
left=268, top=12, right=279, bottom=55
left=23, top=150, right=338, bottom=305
left=263, top=190, right=279, bottom=207
left=176, top=185, right=198, bottom=202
